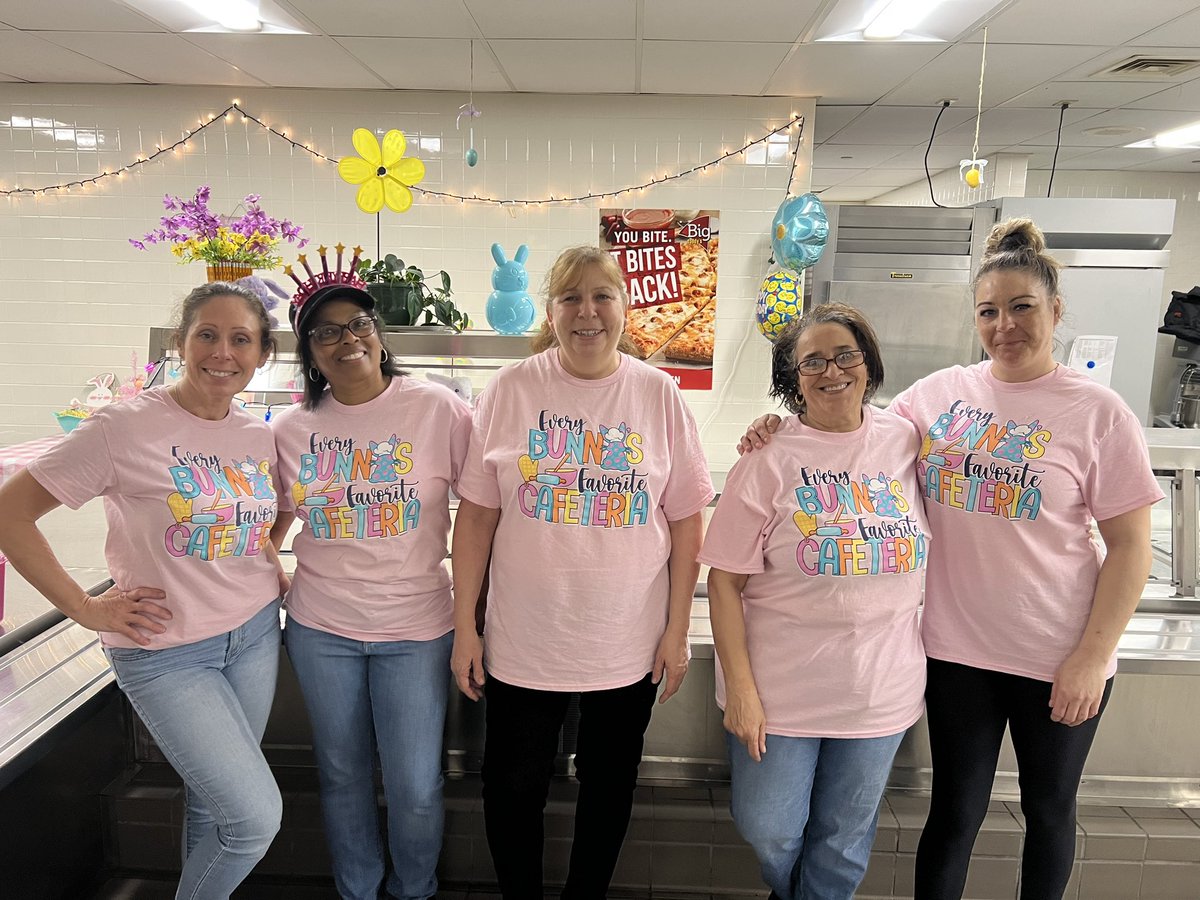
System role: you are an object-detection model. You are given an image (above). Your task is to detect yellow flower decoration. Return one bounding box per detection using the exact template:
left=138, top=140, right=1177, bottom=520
left=338, top=128, right=426, bottom=214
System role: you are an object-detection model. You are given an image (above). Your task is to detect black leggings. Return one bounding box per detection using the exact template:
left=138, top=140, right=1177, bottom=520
left=914, top=658, right=1113, bottom=900
left=481, top=672, right=658, bottom=900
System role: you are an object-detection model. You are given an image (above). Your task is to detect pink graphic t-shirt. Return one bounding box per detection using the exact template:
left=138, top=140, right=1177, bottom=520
left=456, top=349, right=715, bottom=691
left=27, top=386, right=280, bottom=650
left=891, top=362, right=1163, bottom=682
left=273, top=377, right=471, bottom=642
left=699, top=407, right=929, bottom=738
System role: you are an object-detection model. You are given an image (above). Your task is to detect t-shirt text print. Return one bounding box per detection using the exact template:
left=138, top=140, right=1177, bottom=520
left=166, top=445, right=276, bottom=560
left=793, top=466, right=927, bottom=576
left=517, top=409, right=651, bottom=527
left=287, top=431, right=422, bottom=540
left=918, top=399, right=1048, bottom=521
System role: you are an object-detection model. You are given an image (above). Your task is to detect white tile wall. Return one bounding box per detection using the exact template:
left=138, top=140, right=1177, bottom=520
left=0, top=85, right=816, bottom=468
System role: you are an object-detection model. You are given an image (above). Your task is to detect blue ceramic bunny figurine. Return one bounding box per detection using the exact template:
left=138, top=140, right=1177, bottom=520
left=485, top=242, right=536, bottom=335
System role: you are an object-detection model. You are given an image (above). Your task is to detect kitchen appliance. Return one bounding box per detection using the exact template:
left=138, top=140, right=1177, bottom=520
left=1172, top=363, right=1200, bottom=428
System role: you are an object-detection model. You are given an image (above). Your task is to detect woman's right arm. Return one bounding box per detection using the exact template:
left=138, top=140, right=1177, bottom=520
left=708, top=566, right=767, bottom=761
left=0, top=471, right=170, bottom=644
left=737, top=414, right=782, bottom=455
left=450, top=498, right=500, bottom=700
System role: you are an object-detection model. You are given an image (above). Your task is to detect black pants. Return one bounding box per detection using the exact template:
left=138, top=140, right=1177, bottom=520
left=481, top=672, right=658, bottom=900
left=914, top=658, right=1113, bottom=900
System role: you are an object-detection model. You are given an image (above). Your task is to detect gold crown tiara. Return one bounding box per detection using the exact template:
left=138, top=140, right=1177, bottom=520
left=285, top=243, right=368, bottom=324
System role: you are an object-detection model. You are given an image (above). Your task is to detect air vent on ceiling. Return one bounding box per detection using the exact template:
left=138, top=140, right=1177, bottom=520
left=1094, top=56, right=1200, bottom=80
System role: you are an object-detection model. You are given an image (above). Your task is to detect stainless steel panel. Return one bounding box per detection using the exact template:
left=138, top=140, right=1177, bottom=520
left=836, top=206, right=976, bottom=230
left=1051, top=248, right=1172, bottom=268
left=994, top=197, right=1175, bottom=250
left=826, top=281, right=979, bottom=403
left=833, top=253, right=973, bottom=270
left=837, top=227, right=977, bottom=243
left=831, top=268, right=970, bottom=285
left=837, top=240, right=973, bottom=255
left=1147, top=430, right=1200, bottom=470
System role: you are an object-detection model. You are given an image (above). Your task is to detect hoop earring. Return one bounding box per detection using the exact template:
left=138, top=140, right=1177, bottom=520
left=381, top=349, right=389, bottom=363
left=308, top=366, right=321, bottom=382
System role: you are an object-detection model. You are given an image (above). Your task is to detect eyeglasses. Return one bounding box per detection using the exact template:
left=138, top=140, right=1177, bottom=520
left=309, top=315, right=377, bottom=346
left=796, top=349, right=866, bottom=377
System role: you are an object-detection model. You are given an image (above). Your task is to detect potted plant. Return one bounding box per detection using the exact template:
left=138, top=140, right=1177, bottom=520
left=357, top=254, right=470, bottom=332
left=130, top=185, right=305, bottom=281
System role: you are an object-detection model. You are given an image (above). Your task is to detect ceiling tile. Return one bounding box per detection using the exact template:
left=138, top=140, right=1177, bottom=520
left=0, top=0, right=163, bottom=31
left=282, top=0, right=478, bottom=38
left=1128, top=81, right=1200, bottom=113
left=184, top=34, right=387, bottom=89
left=970, top=0, right=1197, bottom=46
left=490, top=40, right=635, bottom=93
left=642, top=0, right=820, bottom=42
left=813, top=106, right=867, bottom=142
left=1111, top=7, right=1200, bottom=48
left=42, top=32, right=266, bottom=87
left=1001, top=80, right=1169, bottom=109
left=335, top=37, right=508, bottom=91
left=811, top=167, right=867, bottom=189
left=0, top=32, right=144, bottom=82
left=639, top=41, right=790, bottom=95
left=937, top=106, right=1101, bottom=147
left=879, top=44, right=1110, bottom=107
left=1046, top=146, right=1171, bottom=170
left=812, top=143, right=907, bottom=168
left=873, top=145, right=990, bottom=168
left=1056, top=45, right=1200, bottom=82
left=0, top=71, right=24, bottom=81
left=847, top=168, right=930, bottom=188
left=466, top=0, right=637, bottom=39
left=821, top=105, right=976, bottom=146
left=1123, top=150, right=1200, bottom=171
left=1034, top=107, right=1200, bottom=147
left=767, top=43, right=944, bottom=104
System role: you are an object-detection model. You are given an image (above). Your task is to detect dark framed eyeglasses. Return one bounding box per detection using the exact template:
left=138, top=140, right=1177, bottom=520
left=796, top=349, right=866, bottom=377
left=309, top=315, right=377, bottom=346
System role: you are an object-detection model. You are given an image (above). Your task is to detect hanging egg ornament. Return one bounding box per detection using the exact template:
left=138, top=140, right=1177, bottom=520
left=959, top=158, right=988, bottom=189
left=770, top=193, right=829, bottom=272
left=756, top=268, right=803, bottom=341
left=466, top=147, right=478, bottom=167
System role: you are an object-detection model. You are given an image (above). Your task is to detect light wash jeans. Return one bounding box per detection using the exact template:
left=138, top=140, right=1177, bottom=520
left=284, top=619, right=452, bottom=900
left=727, top=729, right=905, bottom=900
left=106, top=597, right=283, bottom=900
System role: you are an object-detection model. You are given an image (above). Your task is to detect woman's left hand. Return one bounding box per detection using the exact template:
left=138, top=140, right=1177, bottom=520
left=276, top=568, right=292, bottom=597
left=1049, top=650, right=1107, bottom=726
left=653, top=627, right=689, bottom=703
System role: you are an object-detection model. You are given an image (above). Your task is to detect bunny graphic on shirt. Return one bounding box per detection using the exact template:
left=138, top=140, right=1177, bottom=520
left=238, top=457, right=274, bottom=499
left=992, top=419, right=1040, bottom=463
left=866, top=472, right=903, bottom=518
left=600, top=422, right=633, bottom=472
left=369, top=436, right=401, bottom=483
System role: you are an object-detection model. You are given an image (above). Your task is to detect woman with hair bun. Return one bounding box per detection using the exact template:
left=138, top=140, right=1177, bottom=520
left=739, top=219, right=1161, bottom=899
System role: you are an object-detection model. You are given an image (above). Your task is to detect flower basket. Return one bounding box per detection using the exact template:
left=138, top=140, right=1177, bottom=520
left=206, top=263, right=254, bottom=283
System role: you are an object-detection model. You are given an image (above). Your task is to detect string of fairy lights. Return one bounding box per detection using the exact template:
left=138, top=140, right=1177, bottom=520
left=0, top=102, right=805, bottom=205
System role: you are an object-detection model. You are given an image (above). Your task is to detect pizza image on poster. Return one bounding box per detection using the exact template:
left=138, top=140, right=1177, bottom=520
left=600, top=208, right=719, bottom=390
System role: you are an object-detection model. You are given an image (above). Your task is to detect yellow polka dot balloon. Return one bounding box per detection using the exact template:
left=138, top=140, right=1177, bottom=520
left=756, top=268, right=803, bottom=341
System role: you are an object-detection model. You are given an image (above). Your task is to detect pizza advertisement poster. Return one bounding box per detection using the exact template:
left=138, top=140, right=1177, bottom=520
left=600, top=208, right=719, bottom=390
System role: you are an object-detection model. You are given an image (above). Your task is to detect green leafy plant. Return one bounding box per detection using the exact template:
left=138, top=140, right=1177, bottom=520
left=357, top=254, right=470, bottom=332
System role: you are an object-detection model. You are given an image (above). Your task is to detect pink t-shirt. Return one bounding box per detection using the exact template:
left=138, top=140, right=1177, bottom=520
left=456, top=349, right=715, bottom=691
left=27, top=386, right=280, bottom=650
left=699, top=407, right=929, bottom=738
left=272, top=377, right=471, bottom=642
left=891, top=362, right=1164, bottom=682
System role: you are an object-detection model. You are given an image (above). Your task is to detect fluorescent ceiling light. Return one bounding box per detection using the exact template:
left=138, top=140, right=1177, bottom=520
left=178, top=0, right=261, bottom=32
left=1151, top=121, right=1200, bottom=148
left=863, top=0, right=945, bottom=41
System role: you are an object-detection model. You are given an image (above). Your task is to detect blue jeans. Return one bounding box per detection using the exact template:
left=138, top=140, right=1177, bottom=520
left=106, top=598, right=283, bottom=900
left=727, top=729, right=905, bottom=900
left=284, top=619, right=452, bottom=900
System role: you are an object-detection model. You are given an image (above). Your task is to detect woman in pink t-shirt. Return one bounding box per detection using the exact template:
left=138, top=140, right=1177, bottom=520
left=705, top=304, right=928, bottom=900
left=450, top=246, right=713, bottom=899
left=269, top=273, right=471, bottom=900
left=740, top=220, right=1160, bottom=900
left=0, top=283, right=289, bottom=898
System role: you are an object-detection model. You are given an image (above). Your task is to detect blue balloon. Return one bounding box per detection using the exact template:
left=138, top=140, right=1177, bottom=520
left=771, top=193, right=829, bottom=272
left=486, top=242, right=536, bottom=334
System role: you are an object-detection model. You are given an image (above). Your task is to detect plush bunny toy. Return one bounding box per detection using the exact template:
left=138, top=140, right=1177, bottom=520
left=427, top=371, right=473, bottom=404
left=485, top=243, right=536, bottom=335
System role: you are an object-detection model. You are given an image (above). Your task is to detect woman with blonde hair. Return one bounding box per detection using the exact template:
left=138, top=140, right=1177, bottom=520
left=451, top=245, right=713, bottom=898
